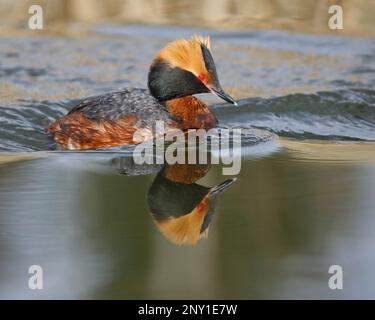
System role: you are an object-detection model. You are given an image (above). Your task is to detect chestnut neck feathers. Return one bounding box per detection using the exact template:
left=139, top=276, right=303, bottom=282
left=148, top=36, right=216, bottom=102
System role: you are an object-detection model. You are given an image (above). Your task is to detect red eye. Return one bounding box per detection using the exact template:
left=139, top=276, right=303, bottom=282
left=197, top=202, right=205, bottom=211
left=198, top=73, right=206, bottom=82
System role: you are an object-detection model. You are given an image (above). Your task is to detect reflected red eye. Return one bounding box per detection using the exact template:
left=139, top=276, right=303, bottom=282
left=197, top=202, right=205, bottom=211
left=198, top=73, right=206, bottom=82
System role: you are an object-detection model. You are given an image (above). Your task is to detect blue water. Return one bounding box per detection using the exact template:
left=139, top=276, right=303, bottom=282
left=0, top=25, right=375, bottom=299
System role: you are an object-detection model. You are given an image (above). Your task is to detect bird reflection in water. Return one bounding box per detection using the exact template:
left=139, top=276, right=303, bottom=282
left=111, top=154, right=237, bottom=245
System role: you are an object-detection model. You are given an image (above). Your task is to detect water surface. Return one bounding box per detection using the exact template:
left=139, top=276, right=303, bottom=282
left=0, top=25, right=375, bottom=299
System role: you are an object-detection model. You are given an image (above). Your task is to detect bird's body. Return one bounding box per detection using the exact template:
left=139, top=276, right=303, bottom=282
left=67, top=89, right=170, bottom=123
left=49, top=89, right=217, bottom=149
left=49, top=89, right=174, bottom=150
left=48, top=36, right=235, bottom=150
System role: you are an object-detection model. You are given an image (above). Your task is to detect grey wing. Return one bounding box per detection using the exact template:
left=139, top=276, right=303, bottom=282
left=68, top=88, right=172, bottom=125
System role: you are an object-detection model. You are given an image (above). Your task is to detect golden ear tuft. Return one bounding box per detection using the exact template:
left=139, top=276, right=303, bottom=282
left=191, top=35, right=211, bottom=49
left=156, top=35, right=212, bottom=76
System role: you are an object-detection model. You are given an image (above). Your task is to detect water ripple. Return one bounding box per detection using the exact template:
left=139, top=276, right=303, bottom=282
left=214, top=89, right=375, bottom=141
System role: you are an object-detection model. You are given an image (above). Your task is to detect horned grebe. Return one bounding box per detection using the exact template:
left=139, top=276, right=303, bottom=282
left=48, top=36, right=236, bottom=150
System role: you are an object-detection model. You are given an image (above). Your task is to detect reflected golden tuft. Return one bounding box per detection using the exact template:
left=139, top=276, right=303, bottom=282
left=153, top=201, right=210, bottom=245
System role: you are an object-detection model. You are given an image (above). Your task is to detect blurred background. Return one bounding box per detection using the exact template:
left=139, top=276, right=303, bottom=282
left=0, top=0, right=374, bottom=36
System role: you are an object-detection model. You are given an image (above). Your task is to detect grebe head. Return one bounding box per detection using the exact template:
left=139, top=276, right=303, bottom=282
left=148, top=35, right=237, bottom=105
left=148, top=164, right=237, bottom=246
